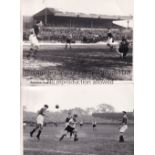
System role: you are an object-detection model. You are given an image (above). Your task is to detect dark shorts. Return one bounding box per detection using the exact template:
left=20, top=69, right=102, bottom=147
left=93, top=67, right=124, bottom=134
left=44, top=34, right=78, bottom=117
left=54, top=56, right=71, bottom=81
left=65, top=125, right=74, bottom=133
left=119, top=47, right=128, bottom=53
left=66, top=39, right=71, bottom=43
left=119, top=43, right=129, bottom=54
left=93, top=124, right=96, bottom=128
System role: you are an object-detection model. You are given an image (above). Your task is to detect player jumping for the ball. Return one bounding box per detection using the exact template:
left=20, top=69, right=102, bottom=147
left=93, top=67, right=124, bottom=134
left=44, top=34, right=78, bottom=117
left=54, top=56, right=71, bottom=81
left=119, top=111, right=128, bottom=142
left=28, top=21, right=42, bottom=58
left=59, top=114, right=78, bottom=141
left=30, top=104, right=48, bottom=140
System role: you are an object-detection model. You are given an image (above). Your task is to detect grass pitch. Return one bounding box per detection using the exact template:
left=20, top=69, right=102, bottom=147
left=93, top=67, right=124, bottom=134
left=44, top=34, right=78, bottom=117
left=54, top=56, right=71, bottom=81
left=24, top=124, right=134, bottom=155
left=22, top=44, right=132, bottom=82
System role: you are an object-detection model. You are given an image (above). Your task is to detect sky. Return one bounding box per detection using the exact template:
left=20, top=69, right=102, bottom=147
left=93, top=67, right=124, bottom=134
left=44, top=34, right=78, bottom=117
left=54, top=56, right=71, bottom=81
left=21, top=0, right=133, bottom=16
left=21, top=83, right=133, bottom=113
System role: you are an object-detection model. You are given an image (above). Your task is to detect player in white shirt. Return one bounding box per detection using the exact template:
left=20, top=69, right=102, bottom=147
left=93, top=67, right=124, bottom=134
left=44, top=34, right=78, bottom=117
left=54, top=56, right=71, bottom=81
left=59, top=114, right=78, bottom=141
left=119, top=111, right=128, bottom=142
left=107, top=29, right=114, bottom=50
left=28, top=21, right=42, bottom=58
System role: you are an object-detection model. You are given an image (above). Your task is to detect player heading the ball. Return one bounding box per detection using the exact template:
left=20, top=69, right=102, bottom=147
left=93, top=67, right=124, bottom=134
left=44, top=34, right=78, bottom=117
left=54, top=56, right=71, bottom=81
left=30, top=104, right=49, bottom=140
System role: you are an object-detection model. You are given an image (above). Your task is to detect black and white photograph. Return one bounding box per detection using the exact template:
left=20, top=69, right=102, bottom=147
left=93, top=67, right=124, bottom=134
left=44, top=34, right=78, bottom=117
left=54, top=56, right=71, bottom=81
left=22, top=84, right=134, bottom=155
left=4, top=0, right=155, bottom=154
left=21, top=0, right=134, bottom=155
left=22, top=0, right=133, bottom=84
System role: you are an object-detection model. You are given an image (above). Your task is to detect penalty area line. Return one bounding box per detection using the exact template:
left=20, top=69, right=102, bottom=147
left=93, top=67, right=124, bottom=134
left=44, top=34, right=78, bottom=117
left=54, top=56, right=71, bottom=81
left=24, top=148, right=97, bottom=155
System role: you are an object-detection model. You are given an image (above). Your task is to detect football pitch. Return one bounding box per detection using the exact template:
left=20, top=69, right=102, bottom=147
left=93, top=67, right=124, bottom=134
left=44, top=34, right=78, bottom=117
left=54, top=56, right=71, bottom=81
left=23, top=124, right=134, bottom=155
left=22, top=44, right=133, bottom=82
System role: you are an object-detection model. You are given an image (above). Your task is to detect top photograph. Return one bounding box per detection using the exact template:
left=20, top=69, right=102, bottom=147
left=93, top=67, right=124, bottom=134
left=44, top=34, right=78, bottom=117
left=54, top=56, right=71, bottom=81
left=22, top=0, right=133, bottom=83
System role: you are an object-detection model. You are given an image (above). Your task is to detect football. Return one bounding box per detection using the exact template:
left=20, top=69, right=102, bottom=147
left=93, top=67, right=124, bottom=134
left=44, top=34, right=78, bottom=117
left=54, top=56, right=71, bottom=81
left=55, top=105, right=59, bottom=109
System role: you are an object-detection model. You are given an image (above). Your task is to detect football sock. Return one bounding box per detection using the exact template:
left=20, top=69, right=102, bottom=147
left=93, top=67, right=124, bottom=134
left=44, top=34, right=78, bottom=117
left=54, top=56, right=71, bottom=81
left=30, top=128, right=37, bottom=137
left=119, top=135, right=124, bottom=142
left=36, top=130, right=42, bottom=140
left=59, top=134, right=66, bottom=141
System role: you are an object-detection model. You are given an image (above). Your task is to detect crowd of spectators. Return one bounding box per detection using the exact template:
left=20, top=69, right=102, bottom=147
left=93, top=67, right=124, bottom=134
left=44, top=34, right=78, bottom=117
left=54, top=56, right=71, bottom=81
left=23, top=27, right=132, bottom=43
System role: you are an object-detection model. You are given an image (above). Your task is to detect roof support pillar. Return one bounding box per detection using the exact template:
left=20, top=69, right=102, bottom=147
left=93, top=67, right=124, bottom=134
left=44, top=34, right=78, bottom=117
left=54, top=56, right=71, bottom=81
left=69, top=18, right=72, bottom=28
left=45, top=9, right=47, bottom=26
left=91, top=20, right=93, bottom=28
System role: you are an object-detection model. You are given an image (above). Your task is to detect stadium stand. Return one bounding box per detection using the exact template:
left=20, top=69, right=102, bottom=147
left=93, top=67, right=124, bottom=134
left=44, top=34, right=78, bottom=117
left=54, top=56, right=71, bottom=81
left=23, top=7, right=133, bottom=42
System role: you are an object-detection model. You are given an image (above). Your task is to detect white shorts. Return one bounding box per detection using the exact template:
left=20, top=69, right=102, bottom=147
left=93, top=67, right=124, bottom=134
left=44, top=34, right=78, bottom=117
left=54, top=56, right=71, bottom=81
left=120, top=125, right=128, bottom=133
left=107, top=38, right=113, bottom=45
left=29, top=35, right=39, bottom=48
left=37, top=115, right=44, bottom=126
left=65, top=122, right=69, bottom=127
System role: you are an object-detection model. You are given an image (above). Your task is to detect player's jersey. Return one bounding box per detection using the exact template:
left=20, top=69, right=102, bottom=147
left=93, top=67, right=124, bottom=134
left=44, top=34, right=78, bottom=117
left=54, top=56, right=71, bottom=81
left=68, top=34, right=72, bottom=39
left=119, top=39, right=129, bottom=53
left=65, top=117, right=71, bottom=123
left=107, top=32, right=113, bottom=38
left=122, top=114, right=128, bottom=125
left=38, top=108, right=46, bottom=116
left=65, top=116, right=72, bottom=127
left=68, top=118, right=77, bottom=128
left=120, top=40, right=129, bottom=49
left=33, top=24, right=39, bottom=36
left=66, top=34, right=73, bottom=43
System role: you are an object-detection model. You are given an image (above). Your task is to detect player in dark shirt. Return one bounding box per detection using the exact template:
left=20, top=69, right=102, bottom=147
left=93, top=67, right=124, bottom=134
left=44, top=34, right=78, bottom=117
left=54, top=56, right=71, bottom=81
left=79, top=120, right=83, bottom=128
left=118, top=37, right=129, bottom=59
left=30, top=104, right=48, bottom=140
left=119, top=111, right=128, bottom=142
left=33, top=21, right=42, bottom=37
left=65, top=117, right=71, bottom=122
left=65, top=33, right=73, bottom=49
left=65, top=111, right=72, bottom=126
left=107, top=32, right=113, bottom=38
left=33, top=24, right=39, bottom=37
left=92, top=121, right=97, bottom=131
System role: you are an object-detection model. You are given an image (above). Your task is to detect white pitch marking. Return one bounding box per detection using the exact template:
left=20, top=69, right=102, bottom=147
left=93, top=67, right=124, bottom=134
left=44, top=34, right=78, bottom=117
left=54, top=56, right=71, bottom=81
left=24, top=148, right=97, bottom=155
left=23, top=41, right=119, bottom=46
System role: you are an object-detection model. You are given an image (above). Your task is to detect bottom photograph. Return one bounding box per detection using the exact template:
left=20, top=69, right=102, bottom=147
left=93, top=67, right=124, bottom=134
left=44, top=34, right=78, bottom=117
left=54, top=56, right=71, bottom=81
left=22, top=84, right=134, bottom=155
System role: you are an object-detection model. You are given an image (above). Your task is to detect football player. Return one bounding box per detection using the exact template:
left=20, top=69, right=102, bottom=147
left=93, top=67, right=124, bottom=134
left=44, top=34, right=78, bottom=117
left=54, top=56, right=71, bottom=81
left=65, top=33, right=73, bottom=49
left=79, top=120, right=83, bottom=128
left=59, top=114, right=78, bottom=141
left=107, top=29, right=114, bottom=50
left=28, top=21, right=42, bottom=58
left=65, top=111, right=73, bottom=138
left=30, top=104, right=48, bottom=140
left=119, top=111, right=128, bottom=142
left=92, top=121, right=97, bottom=131
left=118, top=37, right=129, bottom=59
